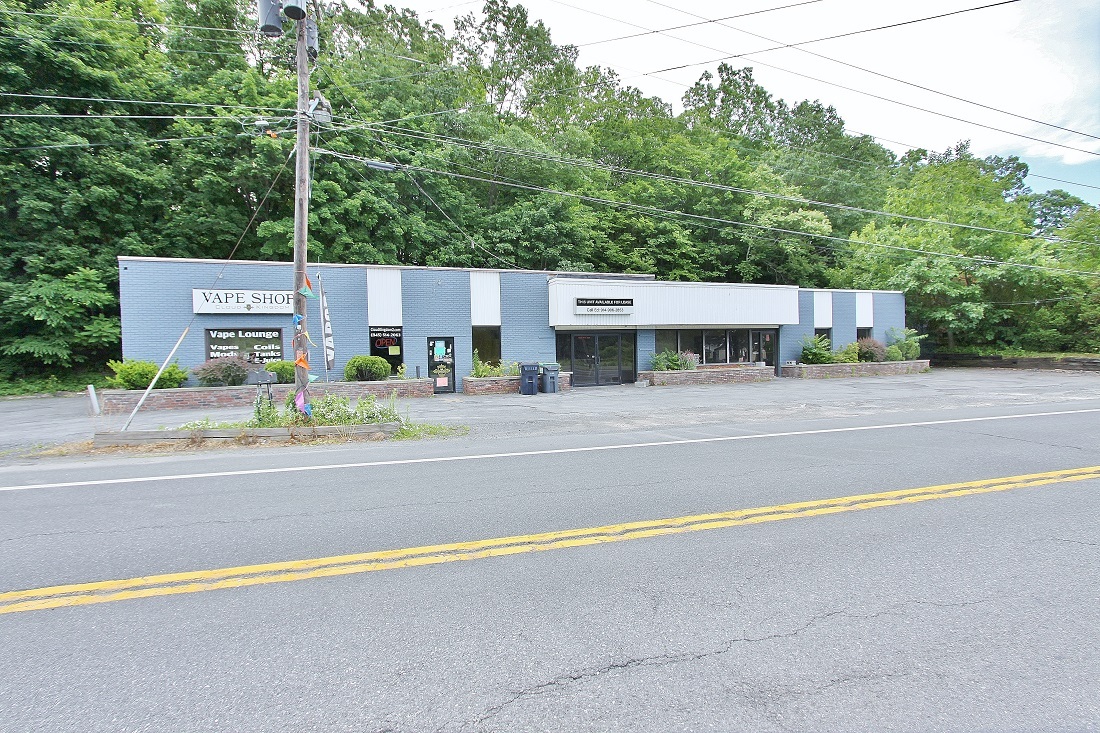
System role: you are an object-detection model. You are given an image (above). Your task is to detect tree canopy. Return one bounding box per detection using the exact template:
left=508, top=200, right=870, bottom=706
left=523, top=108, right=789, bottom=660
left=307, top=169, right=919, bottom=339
left=2, top=0, right=1097, bottom=377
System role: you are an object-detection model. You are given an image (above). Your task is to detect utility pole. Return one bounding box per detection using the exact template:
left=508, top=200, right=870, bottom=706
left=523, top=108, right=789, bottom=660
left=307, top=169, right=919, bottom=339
left=259, top=0, right=322, bottom=415
left=291, top=15, right=311, bottom=413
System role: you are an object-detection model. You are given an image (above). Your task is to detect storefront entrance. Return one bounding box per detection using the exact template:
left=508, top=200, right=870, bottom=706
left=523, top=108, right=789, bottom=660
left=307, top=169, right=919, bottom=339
left=556, top=332, right=636, bottom=387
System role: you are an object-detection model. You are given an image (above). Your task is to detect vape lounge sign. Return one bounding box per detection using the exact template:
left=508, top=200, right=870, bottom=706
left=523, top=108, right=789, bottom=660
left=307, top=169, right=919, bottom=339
left=574, top=297, right=634, bottom=315
left=204, top=329, right=284, bottom=363
left=192, top=289, right=294, bottom=314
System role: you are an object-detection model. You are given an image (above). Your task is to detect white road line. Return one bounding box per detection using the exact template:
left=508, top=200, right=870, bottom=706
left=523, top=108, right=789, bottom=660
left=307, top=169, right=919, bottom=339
left=2, top=408, right=1098, bottom=493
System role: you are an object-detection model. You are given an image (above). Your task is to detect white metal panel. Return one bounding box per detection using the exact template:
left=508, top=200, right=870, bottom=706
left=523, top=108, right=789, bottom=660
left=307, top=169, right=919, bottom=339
left=855, top=291, right=874, bottom=328
left=366, top=268, right=402, bottom=326
left=813, top=290, right=833, bottom=329
left=469, top=271, right=501, bottom=326
left=547, top=278, right=799, bottom=327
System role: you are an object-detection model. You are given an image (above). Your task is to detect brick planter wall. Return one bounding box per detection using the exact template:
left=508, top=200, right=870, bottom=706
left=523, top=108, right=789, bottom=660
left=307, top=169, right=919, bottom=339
left=460, top=372, right=573, bottom=395
left=637, top=365, right=774, bottom=386
left=99, top=379, right=435, bottom=413
left=780, top=360, right=930, bottom=378
left=931, top=355, right=1100, bottom=371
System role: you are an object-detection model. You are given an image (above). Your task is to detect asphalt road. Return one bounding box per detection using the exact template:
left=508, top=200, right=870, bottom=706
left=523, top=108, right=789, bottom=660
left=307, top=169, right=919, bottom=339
left=1, top=370, right=1099, bottom=732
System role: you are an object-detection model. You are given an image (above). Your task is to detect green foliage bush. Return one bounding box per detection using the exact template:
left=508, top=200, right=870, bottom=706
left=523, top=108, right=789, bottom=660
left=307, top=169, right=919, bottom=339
left=192, top=357, right=250, bottom=387
left=856, top=337, right=887, bottom=362
left=799, top=335, right=834, bottom=364
left=884, top=345, right=904, bottom=362
left=886, top=328, right=926, bottom=360
left=266, top=360, right=296, bottom=384
left=246, top=392, right=402, bottom=428
left=834, top=343, right=860, bottom=363
left=650, top=349, right=700, bottom=371
left=106, top=359, right=188, bottom=390
left=470, top=349, right=520, bottom=377
left=344, top=355, right=391, bottom=381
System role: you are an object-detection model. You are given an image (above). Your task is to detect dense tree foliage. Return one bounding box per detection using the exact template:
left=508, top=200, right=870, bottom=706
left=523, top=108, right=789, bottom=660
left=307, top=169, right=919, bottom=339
left=2, top=0, right=1097, bottom=377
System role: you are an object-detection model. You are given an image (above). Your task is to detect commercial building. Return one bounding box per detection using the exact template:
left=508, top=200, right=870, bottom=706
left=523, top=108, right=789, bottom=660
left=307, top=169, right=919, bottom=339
left=118, top=256, right=906, bottom=391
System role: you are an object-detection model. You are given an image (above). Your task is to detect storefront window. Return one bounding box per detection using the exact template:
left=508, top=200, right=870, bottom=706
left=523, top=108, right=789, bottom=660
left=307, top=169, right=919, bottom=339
left=679, top=330, right=703, bottom=361
left=857, top=327, right=873, bottom=340
left=729, top=329, right=750, bottom=362
left=472, top=326, right=501, bottom=364
left=703, top=330, right=727, bottom=364
left=621, top=332, right=636, bottom=383
left=815, top=328, right=832, bottom=342
left=655, top=330, right=677, bottom=355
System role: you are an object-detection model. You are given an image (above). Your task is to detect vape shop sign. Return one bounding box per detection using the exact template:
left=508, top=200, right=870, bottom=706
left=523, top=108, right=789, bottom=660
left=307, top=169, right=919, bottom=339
left=204, top=329, right=284, bottom=363
left=192, top=289, right=294, bottom=314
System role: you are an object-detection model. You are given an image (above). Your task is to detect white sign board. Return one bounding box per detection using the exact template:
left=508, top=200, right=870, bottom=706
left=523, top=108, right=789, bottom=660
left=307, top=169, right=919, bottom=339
left=574, top=297, right=634, bottom=315
left=192, top=289, right=294, bottom=314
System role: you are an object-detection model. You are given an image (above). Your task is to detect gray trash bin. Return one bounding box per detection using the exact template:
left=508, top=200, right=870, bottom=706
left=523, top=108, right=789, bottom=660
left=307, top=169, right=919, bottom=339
left=539, top=363, right=560, bottom=393
left=519, top=362, right=539, bottom=395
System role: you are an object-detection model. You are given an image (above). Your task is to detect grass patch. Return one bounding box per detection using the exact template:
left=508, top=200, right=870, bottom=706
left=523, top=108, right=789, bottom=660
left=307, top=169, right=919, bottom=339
left=392, top=423, right=469, bottom=440
left=0, top=372, right=110, bottom=397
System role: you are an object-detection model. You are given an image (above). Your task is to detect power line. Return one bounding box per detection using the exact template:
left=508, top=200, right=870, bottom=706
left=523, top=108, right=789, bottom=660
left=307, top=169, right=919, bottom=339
left=577, top=0, right=825, bottom=47
left=0, top=34, right=249, bottom=58
left=0, top=92, right=295, bottom=114
left=551, top=0, right=1098, bottom=158
left=0, top=8, right=259, bottom=36
left=353, top=122, right=1100, bottom=247
left=639, top=0, right=1100, bottom=144
left=0, top=131, right=259, bottom=152
left=315, top=147, right=1100, bottom=279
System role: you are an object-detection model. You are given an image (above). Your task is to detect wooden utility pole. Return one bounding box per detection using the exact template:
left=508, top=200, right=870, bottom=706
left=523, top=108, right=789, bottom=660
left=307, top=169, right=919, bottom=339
left=292, top=17, right=311, bottom=411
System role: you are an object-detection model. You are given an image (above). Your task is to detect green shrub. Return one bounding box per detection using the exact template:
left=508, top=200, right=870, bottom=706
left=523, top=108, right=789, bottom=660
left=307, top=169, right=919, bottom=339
left=255, top=392, right=402, bottom=428
left=856, top=337, right=887, bottom=363
left=344, top=355, right=391, bottom=381
left=834, top=342, right=860, bottom=363
left=266, top=360, right=296, bottom=384
left=799, top=335, right=834, bottom=364
left=192, top=356, right=250, bottom=386
left=470, top=349, right=520, bottom=377
left=650, top=349, right=699, bottom=371
left=106, top=359, right=189, bottom=390
left=886, top=327, right=926, bottom=360
left=885, top=345, right=904, bottom=362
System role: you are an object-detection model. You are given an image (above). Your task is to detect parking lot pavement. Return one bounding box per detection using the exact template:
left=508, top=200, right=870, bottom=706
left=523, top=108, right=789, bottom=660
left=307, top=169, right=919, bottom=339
left=1, top=368, right=1099, bottom=462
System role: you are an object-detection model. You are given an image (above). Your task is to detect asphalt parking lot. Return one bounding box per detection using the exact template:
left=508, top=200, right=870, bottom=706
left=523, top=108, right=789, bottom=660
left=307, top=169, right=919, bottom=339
left=2, top=368, right=1099, bottom=463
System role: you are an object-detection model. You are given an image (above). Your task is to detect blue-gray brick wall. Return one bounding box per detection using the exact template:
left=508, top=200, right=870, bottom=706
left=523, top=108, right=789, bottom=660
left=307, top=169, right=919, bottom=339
left=831, top=291, right=857, bottom=348
left=401, top=269, right=472, bottom=390
left=636, top=329, right=656, bottom=371
left=873, top=292, right=906, bottom=344
left=779, top=291, right=816, bottom=364
left=500, top=272, right=556, bottom=365
left=119, top=259, right=371, bottom=383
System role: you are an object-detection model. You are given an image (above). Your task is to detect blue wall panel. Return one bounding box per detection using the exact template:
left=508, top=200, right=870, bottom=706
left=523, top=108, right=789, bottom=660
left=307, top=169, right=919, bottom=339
left=779, top=290, right=816, bottom=364
left=500, top=272, right=556, bottom=365
left=831, top=291, right=857, bottom=348
left=873, top=292, right=906, bottom=344
left=636, top=329, right=656, bottom=371
left=119, top=259, right=370, bottom=383
left=401, top=269, right=472, bottom=390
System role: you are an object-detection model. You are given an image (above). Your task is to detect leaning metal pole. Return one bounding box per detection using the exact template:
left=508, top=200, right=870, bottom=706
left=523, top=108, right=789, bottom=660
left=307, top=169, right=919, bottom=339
left=292, top=17, right=311, bottom=412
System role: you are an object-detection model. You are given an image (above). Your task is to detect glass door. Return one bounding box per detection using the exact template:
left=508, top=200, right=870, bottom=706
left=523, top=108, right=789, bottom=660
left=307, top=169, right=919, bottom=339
left=572, top=334, right=597, bottom=386
left=597, top=334, right=622, bottom=385
left=749, top=330, right=777, bottom=365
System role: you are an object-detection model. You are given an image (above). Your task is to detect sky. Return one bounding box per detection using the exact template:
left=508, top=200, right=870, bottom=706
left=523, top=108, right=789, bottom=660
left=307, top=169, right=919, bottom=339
left=389, top=0, right=1100, bottom=205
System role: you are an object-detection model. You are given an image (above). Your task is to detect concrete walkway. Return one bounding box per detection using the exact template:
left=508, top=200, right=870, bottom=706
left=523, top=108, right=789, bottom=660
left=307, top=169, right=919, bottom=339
left=3, top=368, right=1100, bottom=463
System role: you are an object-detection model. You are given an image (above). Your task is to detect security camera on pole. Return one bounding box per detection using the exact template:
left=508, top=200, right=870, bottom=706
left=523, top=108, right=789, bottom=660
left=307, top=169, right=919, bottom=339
left=258, top=0, right=327, bottom=416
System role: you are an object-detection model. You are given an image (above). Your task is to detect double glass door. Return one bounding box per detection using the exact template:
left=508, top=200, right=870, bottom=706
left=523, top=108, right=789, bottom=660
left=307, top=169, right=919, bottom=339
left=563, top=333, right=635, bottom=387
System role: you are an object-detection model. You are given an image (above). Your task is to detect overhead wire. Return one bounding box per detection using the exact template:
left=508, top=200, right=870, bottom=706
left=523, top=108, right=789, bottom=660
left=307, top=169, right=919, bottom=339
left=314, top=147, right=1100, bottom=280
left=340, top=121, right=1100, bottom=247
left=0, top=92, right=295, bottom=114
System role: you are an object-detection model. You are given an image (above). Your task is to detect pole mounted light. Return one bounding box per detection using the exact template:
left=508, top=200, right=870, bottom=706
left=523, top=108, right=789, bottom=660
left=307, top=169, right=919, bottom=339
left=256, top=0, right=330, bottom=417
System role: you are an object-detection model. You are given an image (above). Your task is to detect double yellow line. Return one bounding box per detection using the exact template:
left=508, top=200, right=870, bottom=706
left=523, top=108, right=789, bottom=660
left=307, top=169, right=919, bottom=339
left=3, top=465, right=1099, bottom=615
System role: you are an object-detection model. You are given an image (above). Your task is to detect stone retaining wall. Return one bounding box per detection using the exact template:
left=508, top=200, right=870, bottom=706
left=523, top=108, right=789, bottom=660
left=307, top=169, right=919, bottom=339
left=99, top=380, right=434, bottom=413
left=638, top=365, right=774, bottom=386
left=94, top=422, right=401, bottom=447
left=780, top=360, right=930, bottom=378
left=931, top=355, right=1100, bottom=371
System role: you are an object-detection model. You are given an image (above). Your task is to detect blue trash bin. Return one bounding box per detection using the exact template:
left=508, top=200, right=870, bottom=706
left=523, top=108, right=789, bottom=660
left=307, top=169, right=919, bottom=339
left=519, top=362, right=539, bottom=395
